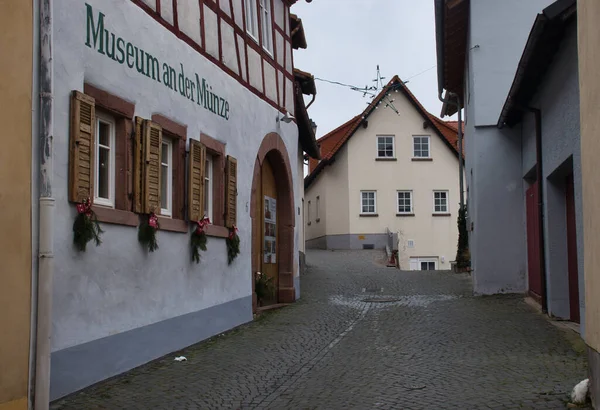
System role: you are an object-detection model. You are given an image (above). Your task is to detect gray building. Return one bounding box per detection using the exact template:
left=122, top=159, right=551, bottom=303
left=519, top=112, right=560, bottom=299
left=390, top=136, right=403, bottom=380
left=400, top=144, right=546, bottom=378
left=434, top=0, right=583, bottom=328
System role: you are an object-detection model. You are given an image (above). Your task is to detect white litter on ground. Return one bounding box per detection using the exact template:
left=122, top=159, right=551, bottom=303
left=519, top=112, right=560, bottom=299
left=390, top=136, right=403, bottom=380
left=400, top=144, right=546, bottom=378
left=571, top=378, right=589, bottom=404
left=174, top=356, right=187, bottom=362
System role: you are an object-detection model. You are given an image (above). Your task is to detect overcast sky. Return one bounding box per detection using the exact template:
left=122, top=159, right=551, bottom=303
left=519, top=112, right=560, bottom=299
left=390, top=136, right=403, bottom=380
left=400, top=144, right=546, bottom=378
left=291, top=0, right=455, bottom=139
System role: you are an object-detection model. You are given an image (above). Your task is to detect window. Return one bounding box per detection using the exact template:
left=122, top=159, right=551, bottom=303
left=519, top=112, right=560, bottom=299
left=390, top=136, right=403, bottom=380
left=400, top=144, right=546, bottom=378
left=244, top=0, right=258, bottom=40
left=259, top=0, right=273, bottom=53
left=307, top=200, right=311, bottom=224
left=397, top=191, right=412, bottom=214
left=413, top=135, right=430, bottom=158
left=94, top=112, right=116, bottom=207
left=361, top=191, right=377, bottom=214
left=160, top=139, right=173, bottom=217
left=204, top=154, right=213, bottom=220
left=316, top=196, right=320, bottom=221
left=410, top=257, right=438, bottom=271
left=434, top=191, right=449, bottom=213
left=377, top=135, right=394, bottom=158
left=421, top=261, right=436, bottom=271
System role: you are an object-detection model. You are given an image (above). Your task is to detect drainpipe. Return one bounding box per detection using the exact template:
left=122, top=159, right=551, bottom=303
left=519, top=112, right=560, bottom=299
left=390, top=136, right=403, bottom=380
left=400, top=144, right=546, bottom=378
left=530, top=107, right=548, bottom=314
left=438, top=91, right=464, bottom=208
left=35, top=0, right=54, bottom=408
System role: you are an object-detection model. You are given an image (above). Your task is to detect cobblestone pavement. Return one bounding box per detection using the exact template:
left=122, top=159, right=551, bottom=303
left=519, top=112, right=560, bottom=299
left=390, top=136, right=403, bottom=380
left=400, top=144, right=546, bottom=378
left=51, top=250, right=588, bottom=409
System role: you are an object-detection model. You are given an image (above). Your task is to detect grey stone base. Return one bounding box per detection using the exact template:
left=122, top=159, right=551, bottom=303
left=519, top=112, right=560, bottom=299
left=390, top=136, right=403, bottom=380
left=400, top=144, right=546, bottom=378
left=306, top=234, right=388, bottom=250
left=299, top=251, right=306, bottom=275
left=50, top=295, right=252, bottom=401
left=294, top=275, right=300, bottom=300
left=589, top=345, right=600, bottom=409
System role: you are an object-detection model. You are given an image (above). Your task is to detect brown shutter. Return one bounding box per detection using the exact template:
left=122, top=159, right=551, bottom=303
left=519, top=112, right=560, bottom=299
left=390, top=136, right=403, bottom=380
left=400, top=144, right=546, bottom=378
left=143, top=120, right=162, bottom=214
left=69, top=91, right=95, bottom=203
left=225, top=155, right=238, bottom=228
left=188, top=139, right=206, bottom=221
left=133, top=116, right=144, bottom=213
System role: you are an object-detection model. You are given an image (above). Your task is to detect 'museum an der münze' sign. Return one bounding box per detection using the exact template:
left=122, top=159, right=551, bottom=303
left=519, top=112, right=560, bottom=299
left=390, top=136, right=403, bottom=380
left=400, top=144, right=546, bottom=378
left=85, top=3, right=230, bottom=120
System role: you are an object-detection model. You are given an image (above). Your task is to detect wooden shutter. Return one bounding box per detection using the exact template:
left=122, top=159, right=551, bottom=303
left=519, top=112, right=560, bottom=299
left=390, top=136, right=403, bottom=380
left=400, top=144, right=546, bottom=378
left=188, top=139, right=206, bottom=221
left=142, top=120, right=162, bottom=214
left=225, top=155, right=238, bottom=228
left=133, top=116, right=144, bottom=213
left=69, top=91, right=95, bottom=203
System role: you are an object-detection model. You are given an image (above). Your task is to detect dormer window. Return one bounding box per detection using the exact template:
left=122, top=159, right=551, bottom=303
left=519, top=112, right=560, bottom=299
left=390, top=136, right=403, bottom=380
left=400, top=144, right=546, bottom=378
left=259, top=0, right=273, bottom=54
left=245, top=0, right=259, bottom=40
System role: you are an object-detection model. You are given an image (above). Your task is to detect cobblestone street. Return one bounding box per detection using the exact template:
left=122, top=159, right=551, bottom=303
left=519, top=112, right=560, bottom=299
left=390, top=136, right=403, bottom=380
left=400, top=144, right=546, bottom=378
left=51, top=250, right=587, bottom=409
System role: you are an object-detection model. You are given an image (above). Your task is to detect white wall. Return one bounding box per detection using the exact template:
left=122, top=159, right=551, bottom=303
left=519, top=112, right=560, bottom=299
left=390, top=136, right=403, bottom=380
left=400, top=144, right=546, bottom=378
left=52, top=0, right=300, bottom=351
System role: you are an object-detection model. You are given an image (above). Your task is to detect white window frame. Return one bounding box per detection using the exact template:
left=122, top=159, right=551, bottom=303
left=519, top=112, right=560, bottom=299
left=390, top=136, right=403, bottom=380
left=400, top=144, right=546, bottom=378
left=397, top=190, right=413, bottom=214
left=204, top=154, right=214, bottom=220
left=413, top=135, right=431, bottom=158
left=259, top=0, right=273, bottom=54
left=433, top=190, right=449, bottom=214
left=360, top=191, right=377, bottom=215
left=410, top=257, right=438, bottom=271
left=244, top=0, right=259, bottom=42
left=160, top=139, right=173, bottom=217
left=376, top=135, right=395, bottom=158
left=94, top=112, right=116, bottom=208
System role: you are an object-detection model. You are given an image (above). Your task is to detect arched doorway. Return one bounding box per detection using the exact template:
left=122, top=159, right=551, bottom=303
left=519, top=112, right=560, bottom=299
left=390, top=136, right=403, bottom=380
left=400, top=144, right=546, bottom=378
left=251, top=133, right=295, bottom=311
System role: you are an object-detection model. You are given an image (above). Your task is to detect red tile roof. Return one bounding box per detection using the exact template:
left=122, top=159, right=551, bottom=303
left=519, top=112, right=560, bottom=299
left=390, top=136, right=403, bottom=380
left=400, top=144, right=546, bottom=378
left=305, top=76, right=463, bottom=189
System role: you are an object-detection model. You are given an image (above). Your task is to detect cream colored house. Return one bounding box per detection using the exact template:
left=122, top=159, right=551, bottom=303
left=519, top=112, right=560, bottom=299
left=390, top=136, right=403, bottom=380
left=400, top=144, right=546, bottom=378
left=304, top=76, right=462, bottom=271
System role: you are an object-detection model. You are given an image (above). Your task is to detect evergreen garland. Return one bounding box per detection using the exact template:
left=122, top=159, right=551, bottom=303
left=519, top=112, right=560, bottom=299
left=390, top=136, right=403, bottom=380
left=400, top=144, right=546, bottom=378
left=191, top=217, right=210, bottom=264
left=226, top=225, right=240, bottom=265
left=138, top=213, right=159, bottom=252
left=72, top=198, right=103, bottom=252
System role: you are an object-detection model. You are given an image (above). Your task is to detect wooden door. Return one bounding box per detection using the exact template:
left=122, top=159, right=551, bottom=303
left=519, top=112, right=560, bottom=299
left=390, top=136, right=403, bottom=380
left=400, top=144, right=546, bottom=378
left=261, top=158, right=278, bottom=305
left=526, top=181, right=543, bottom=299
left=565, top=173, right=580, bottom=323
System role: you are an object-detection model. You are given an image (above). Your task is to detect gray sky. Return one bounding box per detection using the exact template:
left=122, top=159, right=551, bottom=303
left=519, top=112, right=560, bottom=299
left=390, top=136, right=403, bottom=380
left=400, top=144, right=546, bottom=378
left=291, top=0, right=455, bottom=140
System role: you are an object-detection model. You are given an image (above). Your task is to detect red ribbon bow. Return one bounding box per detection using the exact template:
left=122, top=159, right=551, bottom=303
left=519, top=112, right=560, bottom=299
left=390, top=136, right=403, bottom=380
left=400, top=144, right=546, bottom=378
left=228, top=225, right=238, bottom=239
left=76, top=198, right=93, bottom=216
left=195, top=216, right=211, bottom=234
left=148, top=213, right=158, bottom=229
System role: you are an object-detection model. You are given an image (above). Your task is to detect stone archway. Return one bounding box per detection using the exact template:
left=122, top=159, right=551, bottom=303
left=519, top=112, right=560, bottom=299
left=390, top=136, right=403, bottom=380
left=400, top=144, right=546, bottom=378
left=250, top=133, right=295, bottom=312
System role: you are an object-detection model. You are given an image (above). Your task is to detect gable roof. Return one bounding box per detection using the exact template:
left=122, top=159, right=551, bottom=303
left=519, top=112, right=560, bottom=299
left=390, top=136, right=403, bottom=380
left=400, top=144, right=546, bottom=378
left=305, top=75, right=463, bottom=189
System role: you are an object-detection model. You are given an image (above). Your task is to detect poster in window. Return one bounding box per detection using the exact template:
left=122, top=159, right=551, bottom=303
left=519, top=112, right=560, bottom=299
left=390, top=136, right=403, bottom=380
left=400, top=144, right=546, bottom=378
left=264, top=196, right=277, bottom=264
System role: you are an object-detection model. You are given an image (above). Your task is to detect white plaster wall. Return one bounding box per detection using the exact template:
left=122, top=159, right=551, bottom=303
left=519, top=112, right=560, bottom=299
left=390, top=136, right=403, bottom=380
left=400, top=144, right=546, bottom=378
left=237, top=34, right=247, bottom=81
left=297, top=147, right=305, bottom=254
left=277, top=70, right=284, bottom=107
left=161, top=0, right=174, bottom=25
left=274, top=0, right=284, bottom=29
left=285, top=77, right=294, bottom=114
left=276, top=31, right=284, bottom=67
left=469, top=0, right=553, bottom=126
left=142, top=0, right=156, bottom=11
left=232, top=0, right=243, bottom=28
left=52, top=0, right=300, bottom=351
left=221, top=20, right=238, bottom=74
left=219, top=0, right=231, bottom=17
left=305, top=172, right=328, bottom=241
left=346, top=94, right=460, bottom=270
left=285, top=41, right=292, bottom=73
left=263, top=61, right=277, bottom=104
left=204, top=5, right=219, bottom=60
left=177, top=0, right=201, bottom=45
left=247, top=46, right=263, bottom=92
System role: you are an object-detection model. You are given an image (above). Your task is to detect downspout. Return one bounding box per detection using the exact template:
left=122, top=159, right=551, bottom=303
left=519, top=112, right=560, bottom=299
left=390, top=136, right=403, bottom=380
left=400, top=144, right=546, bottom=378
left=438, top=91, right=465, bottom=208
left=35, top=0, right=54, bottom=408
left=530, top=107, right=548, bottom=314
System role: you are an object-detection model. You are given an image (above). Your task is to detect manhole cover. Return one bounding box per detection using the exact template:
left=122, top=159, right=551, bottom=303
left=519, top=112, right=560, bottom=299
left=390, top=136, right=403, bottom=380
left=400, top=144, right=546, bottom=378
left=362, top=297, right=400, bottom=303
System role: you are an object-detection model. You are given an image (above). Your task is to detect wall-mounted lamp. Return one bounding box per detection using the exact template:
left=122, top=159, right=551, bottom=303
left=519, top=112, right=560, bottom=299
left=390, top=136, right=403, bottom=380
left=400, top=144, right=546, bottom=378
left=276, top=111, right=295, bottom=125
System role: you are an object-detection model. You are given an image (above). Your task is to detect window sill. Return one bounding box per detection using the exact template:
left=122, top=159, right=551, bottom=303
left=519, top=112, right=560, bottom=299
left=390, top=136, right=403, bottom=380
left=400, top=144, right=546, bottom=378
left=156, top=216, right=187, bottom=233
left=92, top=206, right=138, bottom=227
left=432, top=213, right=451, bottom=217
left=360, top=213, right=379, bottom=217
left=206, top=224, right=229, bottom=238
left=412, top=158, right=433, bottom=162
left=396, top=213, right=415, bottom=217
left=375, top=158, right=397, bottom=161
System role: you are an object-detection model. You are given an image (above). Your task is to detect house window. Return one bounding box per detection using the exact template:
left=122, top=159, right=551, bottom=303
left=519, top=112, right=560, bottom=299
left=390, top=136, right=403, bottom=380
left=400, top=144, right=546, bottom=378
left=413, top=135, right=430, bottom=158
left=160, top=139, right=173, bottom=217
left=307, top=200, right=311, bottom=223
left=259, top=0, right=273, bottom=53
left=204, top=154, right=213, bottom=220
left=244, top=0, right=259, bottom=40
left=377, top=135, right=394, bottom=158
left=434, top=190, right=449, bottom=213
left=421, top=261, right=436, bottom=271
left=397, top=191, right=412, bottom=214
left=410, top=257, right=438, bottom=271
left=361, top=191, right=377, bottom=214
left=94, top=112, right=116, bottom=207
left=316, top=196, right=320, bottom=221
